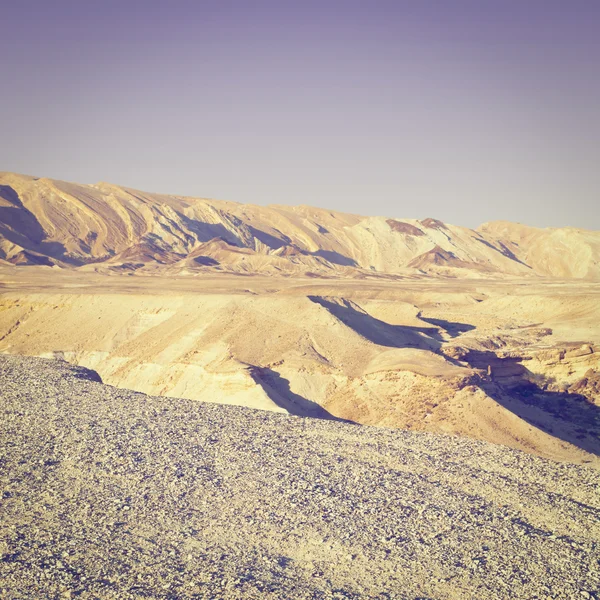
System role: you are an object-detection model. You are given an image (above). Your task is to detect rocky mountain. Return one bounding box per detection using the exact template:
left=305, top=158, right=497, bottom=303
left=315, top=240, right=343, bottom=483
left=2, top=171, right=599, bottom=278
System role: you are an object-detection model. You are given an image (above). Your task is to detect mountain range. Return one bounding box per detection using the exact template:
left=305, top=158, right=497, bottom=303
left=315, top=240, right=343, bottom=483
left=1, top=171, right=599, bottom=279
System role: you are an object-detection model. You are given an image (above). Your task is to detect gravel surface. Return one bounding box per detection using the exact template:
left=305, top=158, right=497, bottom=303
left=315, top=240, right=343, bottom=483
left=1, top=354, right=599, bottom=599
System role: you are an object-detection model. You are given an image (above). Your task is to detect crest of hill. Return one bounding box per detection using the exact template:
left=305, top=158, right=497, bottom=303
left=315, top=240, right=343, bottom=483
left=2, top=353, right=599, bottom=599
left=1, top=171, right=599, bottom=279
left=479, top=221, right=600, bottom=279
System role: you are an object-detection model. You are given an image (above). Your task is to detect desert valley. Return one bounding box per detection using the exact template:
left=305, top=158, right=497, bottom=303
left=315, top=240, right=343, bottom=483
left=1, top=172, right=599, bottom=598
left=1, top=171, right=599, bottom=463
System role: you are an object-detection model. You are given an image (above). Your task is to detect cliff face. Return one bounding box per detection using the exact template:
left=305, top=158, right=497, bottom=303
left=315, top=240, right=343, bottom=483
left=2, top=171, right=599, bottom=278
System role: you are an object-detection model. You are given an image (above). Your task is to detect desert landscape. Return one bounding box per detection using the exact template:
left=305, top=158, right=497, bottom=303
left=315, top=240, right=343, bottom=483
left=1, top=171, right=599, bottom=465
left=2, top=354, right=599, bottom=599
left=3, top=1, right=600, bottom=597
left=1, top=171, right=599, bottom=598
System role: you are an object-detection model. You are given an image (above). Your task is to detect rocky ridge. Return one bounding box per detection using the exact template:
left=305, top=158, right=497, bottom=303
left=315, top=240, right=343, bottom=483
left=1, top=354, right=599, bottom=599
left=2, top=172, right=600, bottom=279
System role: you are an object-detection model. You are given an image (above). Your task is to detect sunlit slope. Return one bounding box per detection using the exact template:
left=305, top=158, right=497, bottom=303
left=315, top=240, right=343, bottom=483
left=2, top=171, right=598, bottom=277
left=479, top=220, right=600, bottom=279
left=2, top=354, right=599, bottom=599
left=1, top=286, right=599, bottom=466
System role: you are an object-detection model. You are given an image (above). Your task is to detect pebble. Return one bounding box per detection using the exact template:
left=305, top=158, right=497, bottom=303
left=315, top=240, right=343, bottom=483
left=0, top=354, right=598, bottom=600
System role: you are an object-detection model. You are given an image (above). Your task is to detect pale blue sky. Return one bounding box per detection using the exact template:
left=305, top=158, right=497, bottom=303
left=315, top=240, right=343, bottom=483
left=1, top=1, right=599, bottom=228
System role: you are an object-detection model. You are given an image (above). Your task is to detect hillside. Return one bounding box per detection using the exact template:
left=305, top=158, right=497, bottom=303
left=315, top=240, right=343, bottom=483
left=1, top=272, right=599, bottom=467
left=2, top=172, right=599, bottom=279
left=1, top=354, right=599, bottom=599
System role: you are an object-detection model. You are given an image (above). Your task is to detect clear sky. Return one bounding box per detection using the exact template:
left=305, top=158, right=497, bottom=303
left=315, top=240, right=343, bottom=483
left=1, top=0, right=599, bottom=229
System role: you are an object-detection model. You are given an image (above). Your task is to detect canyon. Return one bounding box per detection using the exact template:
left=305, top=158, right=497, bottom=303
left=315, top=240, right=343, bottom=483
left=1, top=172, right=599, bottom=467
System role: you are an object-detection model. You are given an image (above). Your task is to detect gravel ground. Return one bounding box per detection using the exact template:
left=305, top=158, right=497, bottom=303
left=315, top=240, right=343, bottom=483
left=0, top=354, right=599, bottom=599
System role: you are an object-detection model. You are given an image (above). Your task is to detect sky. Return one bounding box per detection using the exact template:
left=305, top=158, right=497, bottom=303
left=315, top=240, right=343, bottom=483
left=1, top=0, right=599, bottom=229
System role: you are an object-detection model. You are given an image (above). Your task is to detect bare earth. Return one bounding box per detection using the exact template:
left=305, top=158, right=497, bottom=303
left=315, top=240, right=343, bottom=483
left=1, top=267, right=599, bottom=467
left=1, top=354, right=599, bottom=599
left=1, top=172, right=600, bottom=598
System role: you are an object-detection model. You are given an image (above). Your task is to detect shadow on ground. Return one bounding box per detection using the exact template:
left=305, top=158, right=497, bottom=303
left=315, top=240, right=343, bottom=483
left=463, top=350, right=600, bottom=457
left=308, top=295, right=447, bottom=350
left=418, top=316, right=476, bottom=337
left=309, top=250, right=358, bottom=267
left=250, top=366, right=349, bottom=422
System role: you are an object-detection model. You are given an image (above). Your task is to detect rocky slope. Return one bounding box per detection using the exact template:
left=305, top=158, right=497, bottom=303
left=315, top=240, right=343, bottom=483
left=1, top=354, right=599, bottom=599
left=1, top=272, right=599, bottom=467
left=1, top=276, right=599, bottom=466
left=2, top=171, right=599, bottom=278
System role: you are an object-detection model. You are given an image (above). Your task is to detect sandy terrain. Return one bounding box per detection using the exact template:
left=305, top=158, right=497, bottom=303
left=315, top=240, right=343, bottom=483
left=1, top=171, right=599, bottom=465
left=1, top=171, right=599, bottom=597
left=1, top=355, right=599, bottom=599
left=1, top=266, right=599, bottom=468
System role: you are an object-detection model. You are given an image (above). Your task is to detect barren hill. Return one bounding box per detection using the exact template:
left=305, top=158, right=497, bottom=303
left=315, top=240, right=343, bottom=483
left=2, top=172, right=599, bottom=279
left=1, top=271, right=599, bottom=467
left=1, top=354, right=599, bottom=599
left=1, top=171, right=599, bottom=469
